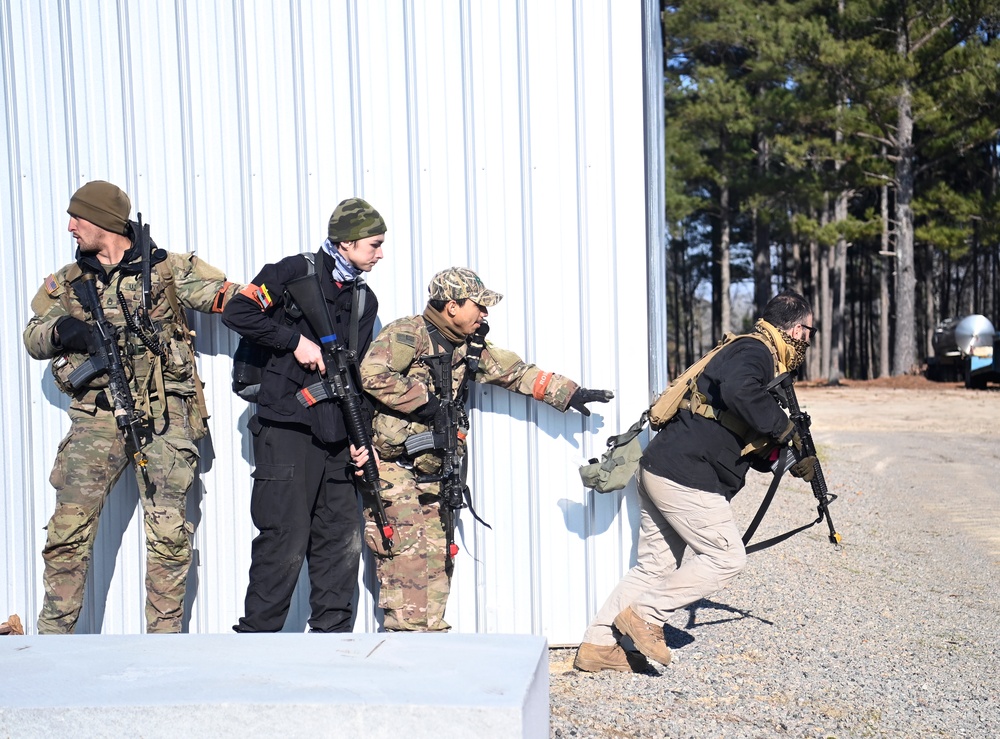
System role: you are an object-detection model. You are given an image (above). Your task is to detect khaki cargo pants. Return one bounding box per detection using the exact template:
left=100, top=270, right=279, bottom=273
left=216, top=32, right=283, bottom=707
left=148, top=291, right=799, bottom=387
left=582, top=466, right=748, bottom=645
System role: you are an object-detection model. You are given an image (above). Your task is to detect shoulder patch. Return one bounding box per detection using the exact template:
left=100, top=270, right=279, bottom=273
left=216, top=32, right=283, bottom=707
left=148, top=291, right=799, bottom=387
left=397, top=333, right=417, bottom=348
left=44, top=274, right=59, bottom=295
left=239, top=282, right=273, bottom=311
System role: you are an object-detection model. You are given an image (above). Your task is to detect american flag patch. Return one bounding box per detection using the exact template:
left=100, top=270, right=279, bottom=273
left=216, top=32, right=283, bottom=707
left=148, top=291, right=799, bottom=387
left=44, top=274, right=59, bottom=295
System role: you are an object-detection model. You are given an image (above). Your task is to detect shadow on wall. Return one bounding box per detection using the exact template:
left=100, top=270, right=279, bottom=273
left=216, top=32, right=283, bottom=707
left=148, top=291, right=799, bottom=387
left=556, top=478, right=642, bottom=572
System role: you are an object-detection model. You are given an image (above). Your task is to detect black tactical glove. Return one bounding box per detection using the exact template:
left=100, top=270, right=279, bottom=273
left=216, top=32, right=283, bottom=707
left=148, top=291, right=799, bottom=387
left=790, top=455, right=817, bottom=482
left=568, top=388, right=614, bottom=416
left=55, top=316, right=95, bottom=353
left=414, top=395, right=441, bottom=423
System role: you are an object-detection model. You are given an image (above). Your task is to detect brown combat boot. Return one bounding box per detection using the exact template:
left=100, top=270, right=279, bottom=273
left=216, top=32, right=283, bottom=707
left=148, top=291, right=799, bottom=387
left=573, top=642, right=651, bottom=673
left=613, top=606, right=673, bottom=666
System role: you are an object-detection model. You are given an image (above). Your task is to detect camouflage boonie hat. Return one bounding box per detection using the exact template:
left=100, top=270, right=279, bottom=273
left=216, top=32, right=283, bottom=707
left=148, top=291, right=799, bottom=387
left=427, top=267, right=503, bottom=307
left=328, top=197, right=387, bottom=242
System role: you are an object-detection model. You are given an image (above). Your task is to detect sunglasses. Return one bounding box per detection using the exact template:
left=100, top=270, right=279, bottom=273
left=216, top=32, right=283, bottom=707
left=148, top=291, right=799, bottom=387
left=800, top=324, right=818, bottom=340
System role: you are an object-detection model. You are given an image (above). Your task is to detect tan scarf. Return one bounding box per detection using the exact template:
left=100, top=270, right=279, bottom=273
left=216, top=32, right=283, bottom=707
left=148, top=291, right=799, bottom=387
left=752, top=319, right=807, bottom=372
left=422, top=305, right=466, bottom=345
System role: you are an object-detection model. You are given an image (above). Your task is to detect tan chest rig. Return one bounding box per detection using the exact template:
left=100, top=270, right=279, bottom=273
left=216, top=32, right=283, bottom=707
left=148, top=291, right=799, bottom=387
left=673, top=327, right=786, bottom=457
left=52, top=261, right=208, bottom=431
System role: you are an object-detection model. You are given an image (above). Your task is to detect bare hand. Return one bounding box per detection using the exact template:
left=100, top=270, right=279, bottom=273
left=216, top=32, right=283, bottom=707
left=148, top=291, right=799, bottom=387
left=293, top=336, right=326, bottom=374
left=349, top=444, right=380, bottom=476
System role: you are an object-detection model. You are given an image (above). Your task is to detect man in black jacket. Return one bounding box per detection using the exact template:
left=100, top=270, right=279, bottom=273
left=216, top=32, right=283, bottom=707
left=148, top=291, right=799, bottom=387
left=575, top=290, right=816, bottom=672
left=224, top=198, right=386, bottom=633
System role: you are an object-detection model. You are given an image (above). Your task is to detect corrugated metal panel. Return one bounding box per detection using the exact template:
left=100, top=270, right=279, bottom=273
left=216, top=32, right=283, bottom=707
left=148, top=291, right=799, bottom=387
left=0, top=0, right=665, bottom=644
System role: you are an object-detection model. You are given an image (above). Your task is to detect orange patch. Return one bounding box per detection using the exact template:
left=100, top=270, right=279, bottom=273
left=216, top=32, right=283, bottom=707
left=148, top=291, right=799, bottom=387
left=239, top=283, right=273, bottom=311
left=532, top=371, right=553, bottom=401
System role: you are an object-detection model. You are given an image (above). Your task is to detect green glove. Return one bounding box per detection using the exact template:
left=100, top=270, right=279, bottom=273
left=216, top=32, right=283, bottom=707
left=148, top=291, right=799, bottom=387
left=790, top=455, right=817, bottom=482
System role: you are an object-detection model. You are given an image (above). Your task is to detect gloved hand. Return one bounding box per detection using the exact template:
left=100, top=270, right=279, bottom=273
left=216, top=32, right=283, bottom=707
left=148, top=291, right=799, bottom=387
left=568, top=388, right=614, bottom=416
left=414, top=395, right=441, bottom=423
left=790, top=455, right=817, bottom=482
left=55, top=316, right=95, bottom=353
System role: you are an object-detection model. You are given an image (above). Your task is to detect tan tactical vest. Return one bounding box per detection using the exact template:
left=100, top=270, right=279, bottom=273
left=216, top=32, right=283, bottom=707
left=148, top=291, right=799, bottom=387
left=52, top=260, right=209, bottom=429
left=651, top=331, right=781, bottom=455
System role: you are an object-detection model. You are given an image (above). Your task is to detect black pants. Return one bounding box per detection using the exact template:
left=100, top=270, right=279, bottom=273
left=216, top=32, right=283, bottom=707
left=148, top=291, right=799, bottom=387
left=234, top=417, right=361, bottom=633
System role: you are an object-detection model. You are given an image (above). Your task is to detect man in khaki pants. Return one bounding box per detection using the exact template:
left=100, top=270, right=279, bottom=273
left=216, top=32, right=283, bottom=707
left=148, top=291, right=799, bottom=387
left=576, top=290, right=817, bottom=672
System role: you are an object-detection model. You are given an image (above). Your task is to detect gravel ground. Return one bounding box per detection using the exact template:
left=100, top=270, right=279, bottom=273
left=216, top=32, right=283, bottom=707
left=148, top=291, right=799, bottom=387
left=548, top=385, right=1000, bottom=738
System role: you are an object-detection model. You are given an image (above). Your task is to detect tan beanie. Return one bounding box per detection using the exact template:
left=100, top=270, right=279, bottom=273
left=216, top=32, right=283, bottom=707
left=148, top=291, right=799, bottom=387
left=67, top=181, right=132, bottom=235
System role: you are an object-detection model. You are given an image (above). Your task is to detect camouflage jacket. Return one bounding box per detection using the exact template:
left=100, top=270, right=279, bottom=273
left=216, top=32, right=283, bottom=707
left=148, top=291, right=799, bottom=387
left=24, top=245, right=239, bottom=414
left=360, top=314, right=579, bottom=469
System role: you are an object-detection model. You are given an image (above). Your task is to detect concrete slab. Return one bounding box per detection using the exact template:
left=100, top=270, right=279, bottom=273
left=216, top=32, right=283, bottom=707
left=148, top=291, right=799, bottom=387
left=0, top=633, right=549, bottom=738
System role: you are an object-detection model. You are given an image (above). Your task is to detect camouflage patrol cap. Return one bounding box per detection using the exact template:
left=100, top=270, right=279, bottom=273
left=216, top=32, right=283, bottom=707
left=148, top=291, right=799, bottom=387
left=427, top=267, right=503, bottom=307
left=327, top=198, right=387, bottom=242
left=67, top=180, right=131, bottom=235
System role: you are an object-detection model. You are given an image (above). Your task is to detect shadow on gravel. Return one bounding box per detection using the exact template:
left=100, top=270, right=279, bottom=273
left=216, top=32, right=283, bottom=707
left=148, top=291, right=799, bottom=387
left=683, top=598, right=774, bottom=629
left=662, top=623, right=696, bottom=649
left=619, top=600, right=774, bottom=656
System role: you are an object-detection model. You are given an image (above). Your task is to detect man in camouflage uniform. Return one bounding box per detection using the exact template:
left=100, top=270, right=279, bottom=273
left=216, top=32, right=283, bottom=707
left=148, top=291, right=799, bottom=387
left=224, top=198, right=386, bottom=633
left=23, top=180, right=241, bottom=634
left=359, top=267, right=613, bottom=632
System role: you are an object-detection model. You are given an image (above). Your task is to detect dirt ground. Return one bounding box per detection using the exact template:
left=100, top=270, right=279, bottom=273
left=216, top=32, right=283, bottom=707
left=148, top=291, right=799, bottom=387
left=795, top=374, right=1000, bottom=437
left=794, top=376, right=1000, bottom=559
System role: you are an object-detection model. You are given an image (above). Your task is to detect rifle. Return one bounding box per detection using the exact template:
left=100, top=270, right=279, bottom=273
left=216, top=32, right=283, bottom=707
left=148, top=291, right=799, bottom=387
left=403, top=323, right=491, bottom=575
left=404, top=358, right=466, bottom=574
left=119, top=214, right=166, bottom=359
left=766, top=372, right=841, bottom=545
left=284, top=272, right=394, bottom=555
left=67, top=273, right=150, bottom=474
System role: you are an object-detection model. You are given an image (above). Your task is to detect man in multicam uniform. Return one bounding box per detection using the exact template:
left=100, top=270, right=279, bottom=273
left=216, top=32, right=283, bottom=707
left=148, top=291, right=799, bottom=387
left=359, top=267, right=614, bottom=632
left=224, top=198, right=386, bottom=633
left=23, top=180, right=241, bottom=634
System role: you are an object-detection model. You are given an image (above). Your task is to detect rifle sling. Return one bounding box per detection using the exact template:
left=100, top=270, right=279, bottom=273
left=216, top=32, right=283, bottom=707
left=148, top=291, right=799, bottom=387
left=741, top=446, right=828, bottom=554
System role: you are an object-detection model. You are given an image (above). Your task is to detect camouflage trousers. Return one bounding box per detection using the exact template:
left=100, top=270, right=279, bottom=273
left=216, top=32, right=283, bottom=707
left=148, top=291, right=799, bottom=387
left=370, top=463, right=453, bottom=632
left=38, top=394, right=200, bottom=634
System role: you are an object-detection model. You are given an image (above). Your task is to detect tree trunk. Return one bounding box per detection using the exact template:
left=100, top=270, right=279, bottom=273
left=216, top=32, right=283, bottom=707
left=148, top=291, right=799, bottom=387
left=819, top=197, right=833, bottom=379
left=753, top=137, right=772, bottom=315
left=791, top=238, right=803, bottom=297
left=879, top=182, right=891, bottom=378
left=924, top=243, right=935, bottom=360
left=892, top=65, right=918, bottom=374
left=713, top=179, right=732, bottom=340
left=829, top=189, right=848, bottom=382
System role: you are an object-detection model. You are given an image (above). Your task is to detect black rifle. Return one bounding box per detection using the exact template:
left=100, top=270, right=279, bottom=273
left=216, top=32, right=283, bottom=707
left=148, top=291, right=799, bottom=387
left=284, top=272, right=394, bottom=555
left=403, top=323, right=491, bottom=575
left=68, top=273, right=150, bottom=474
left=404, top=355, right=466, bottom=574
left=119, top=214, right=166, bottom=359
left=766, top=372, right=841, bottom=545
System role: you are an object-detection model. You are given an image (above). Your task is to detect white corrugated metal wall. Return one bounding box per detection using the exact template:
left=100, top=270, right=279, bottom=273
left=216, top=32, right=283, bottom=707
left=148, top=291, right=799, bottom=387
left=0, top=0, right=665, bottom=643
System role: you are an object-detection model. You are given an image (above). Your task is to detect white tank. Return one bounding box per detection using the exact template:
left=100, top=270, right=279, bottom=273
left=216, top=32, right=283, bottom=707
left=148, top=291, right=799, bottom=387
left=932, top=314, right=996, bottom=357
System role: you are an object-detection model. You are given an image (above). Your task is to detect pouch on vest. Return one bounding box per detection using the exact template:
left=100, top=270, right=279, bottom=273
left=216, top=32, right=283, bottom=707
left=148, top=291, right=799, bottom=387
left=232, top=338, right=271, bottom=402
left=579, top=412, right=648, bottom=493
